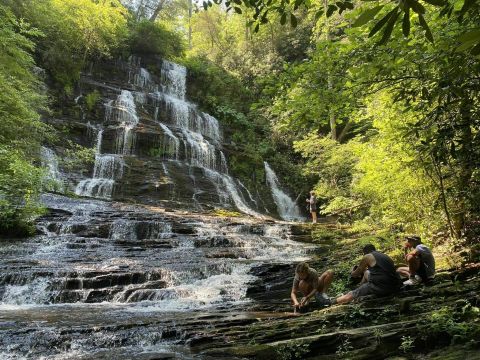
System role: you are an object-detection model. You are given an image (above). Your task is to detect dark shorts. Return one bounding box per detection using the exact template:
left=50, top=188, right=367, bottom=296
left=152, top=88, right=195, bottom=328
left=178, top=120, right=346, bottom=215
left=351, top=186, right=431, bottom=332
left=297, top=293, right=326, bottom=313
left=350, top=283, right=397, bottom=299
left=417, top=260, right=428, bottom=281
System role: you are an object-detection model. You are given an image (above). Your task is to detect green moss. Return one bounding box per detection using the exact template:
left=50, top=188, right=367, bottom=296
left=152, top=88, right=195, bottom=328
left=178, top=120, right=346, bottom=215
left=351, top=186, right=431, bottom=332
left=211, top=209, right=243, bottom=217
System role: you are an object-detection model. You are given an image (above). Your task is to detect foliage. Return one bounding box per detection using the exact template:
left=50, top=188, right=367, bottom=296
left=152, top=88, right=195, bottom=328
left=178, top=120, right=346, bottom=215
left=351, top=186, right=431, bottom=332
left=127, top=20, right=185, bottom=59
left=399, top=335, right=415, bottom=353
left=85, top=90, right=101, bottom=112
left=335, top=336, right=353, bottom=358
left=0, top=149, right=46, bottom=236
left=199, top=0, right=480, bottom=51
left=275, top=342, right=310, bottom=360
left=61, top=142, right=96, bottom=175
left=0, top=5, right=50, bottom=235
left=421, top=306, right=477, bottom=343
left=6, top=0, right=129, bottom=89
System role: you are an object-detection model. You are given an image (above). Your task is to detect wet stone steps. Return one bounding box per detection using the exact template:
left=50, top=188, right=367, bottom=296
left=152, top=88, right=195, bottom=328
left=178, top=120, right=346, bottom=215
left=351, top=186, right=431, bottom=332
left=0, top=194, right=316, bottom=359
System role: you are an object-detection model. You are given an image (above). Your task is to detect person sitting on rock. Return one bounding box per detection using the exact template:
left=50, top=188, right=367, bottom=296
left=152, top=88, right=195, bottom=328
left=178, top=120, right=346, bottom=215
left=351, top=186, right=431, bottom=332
left=331, top=244, right=402, bottom=305
left=397, top=235, right=435, bottom=285
left=291, top=262, right=333, bottom=311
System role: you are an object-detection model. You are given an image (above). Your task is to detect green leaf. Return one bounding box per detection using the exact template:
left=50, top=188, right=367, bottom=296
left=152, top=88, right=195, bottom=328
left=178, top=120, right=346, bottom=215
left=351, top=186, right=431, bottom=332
left=352, top=5, right=384, bottom=27
left=402, top=7, right=410, bottom=37
left=315, top=9, right=324, bottom=19
left=406, top=0, right=426, bottom=14
left=290, top=13, right=298, bottom=27
left=456, top=38, right=479, bottom=52
left=458, top=29, right=480, bottom=43
left=254, top=23, right=260, bottom=32
left=280, top=12, right=287, bottom=25
left=368, top=7, right=397, bottom=38
left=234, top=6, right=242, bottom=13
left=379, top=8, right=400, bottom=44
left=345, top=2, right=354, bottom=9
left=232, top=0, right=242, bottom=4
left=418, top=13, right=434, bottom=43
left=459, top=0, right=476, bottom=15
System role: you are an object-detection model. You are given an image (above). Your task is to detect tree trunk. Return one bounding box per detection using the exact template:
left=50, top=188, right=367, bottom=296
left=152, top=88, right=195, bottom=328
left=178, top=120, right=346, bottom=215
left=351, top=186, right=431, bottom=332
left=188, top=0, right=193, bottom=49
left=149, top=0, right=166, bottom=22
left=136, top=0, right=146, bottom=20
left=323, top=0, right=336, bottom=140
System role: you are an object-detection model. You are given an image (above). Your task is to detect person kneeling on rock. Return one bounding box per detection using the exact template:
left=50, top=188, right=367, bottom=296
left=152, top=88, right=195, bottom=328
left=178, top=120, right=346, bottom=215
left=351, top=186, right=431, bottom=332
left=397, top=235, right=435, bottom=286
left=291, top=262, right=333, bottom=312
left=331, top=244, right=402, bottom=305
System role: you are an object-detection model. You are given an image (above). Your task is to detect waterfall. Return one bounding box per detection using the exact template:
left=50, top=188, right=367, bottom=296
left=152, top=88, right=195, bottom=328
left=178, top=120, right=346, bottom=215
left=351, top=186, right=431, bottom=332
left=180, top=129, right=218, bottom=170
left=203, top=169, right=263, bottom=217
left=264, top=162, right=303, bottom=221
left=161, top=60, right=187, bottom=100
left=238, top=179, right=257, bottom=205
left=74, top=60, right=262, bottom=217
left=40, top=147, right=64, bottom=192
left=75, top=130, right=125, bottom=199
left=157, top=122, right=180, bottom=159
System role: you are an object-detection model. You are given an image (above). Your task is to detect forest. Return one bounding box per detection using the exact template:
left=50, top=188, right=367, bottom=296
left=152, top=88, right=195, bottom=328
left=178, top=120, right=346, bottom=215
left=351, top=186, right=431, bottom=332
left=0, top=0, right=479, bottom=358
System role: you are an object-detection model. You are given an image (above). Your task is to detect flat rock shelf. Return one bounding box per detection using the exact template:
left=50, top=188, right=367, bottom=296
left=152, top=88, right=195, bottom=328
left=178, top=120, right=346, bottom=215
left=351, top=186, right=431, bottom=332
left=0, top=194, right=315, bottom=359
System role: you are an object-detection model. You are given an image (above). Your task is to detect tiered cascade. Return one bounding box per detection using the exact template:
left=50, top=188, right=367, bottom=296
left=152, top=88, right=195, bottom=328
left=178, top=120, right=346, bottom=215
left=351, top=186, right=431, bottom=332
left=74, top=58, right=266, bottom=217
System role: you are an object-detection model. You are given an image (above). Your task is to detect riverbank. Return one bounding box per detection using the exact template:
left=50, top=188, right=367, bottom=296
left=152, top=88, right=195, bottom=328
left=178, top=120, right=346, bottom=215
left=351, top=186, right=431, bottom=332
left=188, top=224, right=480, bottom=359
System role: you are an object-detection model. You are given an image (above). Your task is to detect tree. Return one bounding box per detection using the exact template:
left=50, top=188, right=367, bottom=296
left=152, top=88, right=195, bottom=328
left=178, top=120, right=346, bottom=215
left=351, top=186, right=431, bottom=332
left=0, top=5, right=49, bottom=235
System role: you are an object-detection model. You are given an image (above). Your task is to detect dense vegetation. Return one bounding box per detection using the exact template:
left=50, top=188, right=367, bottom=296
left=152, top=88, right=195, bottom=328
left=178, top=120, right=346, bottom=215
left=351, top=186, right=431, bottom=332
left=0, top=0, right=479, bottom=264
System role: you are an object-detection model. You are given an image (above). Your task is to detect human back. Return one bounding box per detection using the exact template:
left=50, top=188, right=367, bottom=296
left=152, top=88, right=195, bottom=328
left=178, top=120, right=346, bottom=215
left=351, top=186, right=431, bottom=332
left=369, top=251, right=402, bottom=291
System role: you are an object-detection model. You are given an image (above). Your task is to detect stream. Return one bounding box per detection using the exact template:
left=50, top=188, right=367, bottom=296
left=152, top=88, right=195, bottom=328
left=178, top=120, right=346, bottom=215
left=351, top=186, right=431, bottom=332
left=0, top=194, right=316, bottom=359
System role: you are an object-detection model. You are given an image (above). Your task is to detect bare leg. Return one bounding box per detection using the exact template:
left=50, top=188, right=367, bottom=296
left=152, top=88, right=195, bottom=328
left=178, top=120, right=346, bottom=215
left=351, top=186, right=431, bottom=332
left=318, top=270, right=334, bottom=293
left=311, top=211, right=317, bottom=224
left=397, top=266, right=410, bottom=278
left=359, top=270, right=369, bottom=285
left=407, top=255, right=420, bottom=276
left=335, top=292, right=354, bottom=304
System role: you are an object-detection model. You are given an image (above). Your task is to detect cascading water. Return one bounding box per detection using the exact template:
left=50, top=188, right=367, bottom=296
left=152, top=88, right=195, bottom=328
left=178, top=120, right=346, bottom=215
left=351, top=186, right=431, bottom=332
left=75, top=129, right=125, bottom=199
left=0, top=193, right=316, bottom=358
left=40, top=146, right=64, bottom=192
left=1, top=57, right=322, bottom=359
left=264, top=162, right=303, bottom=221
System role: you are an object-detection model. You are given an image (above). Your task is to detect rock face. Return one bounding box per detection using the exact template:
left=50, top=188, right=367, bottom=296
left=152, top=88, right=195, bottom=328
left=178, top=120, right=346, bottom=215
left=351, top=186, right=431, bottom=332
left=0, top=193, right=316, bottom=359
left=42, top=56, right=300, bottom=218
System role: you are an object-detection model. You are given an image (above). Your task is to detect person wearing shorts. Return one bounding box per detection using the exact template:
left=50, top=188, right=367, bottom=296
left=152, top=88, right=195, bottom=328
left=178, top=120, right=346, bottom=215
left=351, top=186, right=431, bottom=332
left=332, top=244, right=402, bottom=305
left=397, top=235, right=435, bottom=285
left=306, top=191, right=317, bottom=224
left=291, top=262, right=333, bottom=311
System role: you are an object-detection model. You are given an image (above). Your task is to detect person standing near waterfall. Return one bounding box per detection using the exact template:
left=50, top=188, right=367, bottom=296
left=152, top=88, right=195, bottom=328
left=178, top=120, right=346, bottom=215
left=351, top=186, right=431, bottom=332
left=307, top=191, right=317, bottom=224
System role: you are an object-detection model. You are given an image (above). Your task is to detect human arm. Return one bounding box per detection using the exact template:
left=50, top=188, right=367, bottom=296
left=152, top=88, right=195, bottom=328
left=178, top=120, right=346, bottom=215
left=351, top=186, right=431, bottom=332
left=291, top=279, right=300, bottom=308
left=350, top=255, right=371, bottom=279
left=405, top=248, right=419, bottom=260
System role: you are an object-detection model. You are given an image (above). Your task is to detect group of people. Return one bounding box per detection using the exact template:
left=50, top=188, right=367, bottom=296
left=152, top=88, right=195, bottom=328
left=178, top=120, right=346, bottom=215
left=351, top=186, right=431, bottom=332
left=291, top=235, right=435, bottom=310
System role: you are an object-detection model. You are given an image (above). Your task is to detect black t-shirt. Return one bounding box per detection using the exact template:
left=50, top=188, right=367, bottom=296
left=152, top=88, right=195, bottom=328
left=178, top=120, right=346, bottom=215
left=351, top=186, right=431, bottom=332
left=369, top=251, right=401, bottom=290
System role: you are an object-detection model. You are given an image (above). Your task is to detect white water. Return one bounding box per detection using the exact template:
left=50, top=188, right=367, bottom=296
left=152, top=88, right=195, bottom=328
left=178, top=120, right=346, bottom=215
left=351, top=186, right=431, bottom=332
left=264, top=162, right=303, bottom=221
left=75, top=130, right=124, bottom=199
left=157, top=122, right=180, bottom=159
left=73, top=58, right=283, bottom=218
left=161, top=60, right=187, bottom=100
left=40, top=146, right=64, bottom=192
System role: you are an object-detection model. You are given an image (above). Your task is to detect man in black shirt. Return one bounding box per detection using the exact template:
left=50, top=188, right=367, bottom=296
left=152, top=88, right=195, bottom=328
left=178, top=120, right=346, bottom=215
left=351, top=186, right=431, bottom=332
left=332, top=244, right=402, bottom=305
